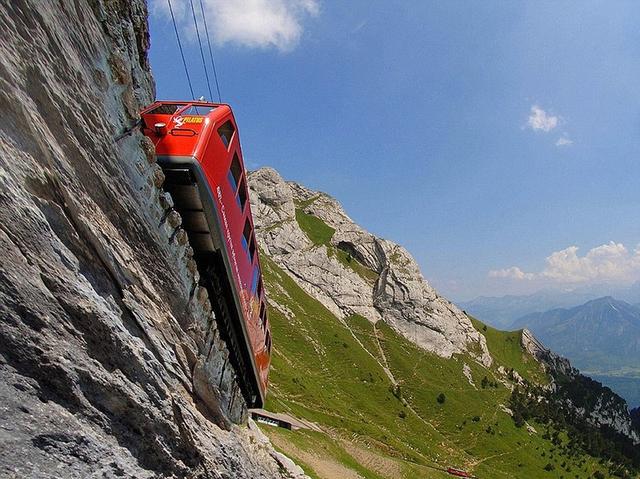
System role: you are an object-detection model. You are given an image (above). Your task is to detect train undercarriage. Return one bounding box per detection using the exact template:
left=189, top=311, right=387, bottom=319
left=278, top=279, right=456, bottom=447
left=160, top=159, right=262, bottom=421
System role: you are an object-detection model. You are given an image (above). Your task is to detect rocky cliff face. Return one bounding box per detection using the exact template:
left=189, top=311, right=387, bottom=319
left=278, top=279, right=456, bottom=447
left=248, top=167, right=638, bottom=445
left=521, top=328, right=576, bottom=378
left=249, top=167, right=491, bottom=367
left=0, top=2, right=304, bottom=477
left=522, top=330, right=639, bottom=443
left=632, top=407, right=640, bottom=430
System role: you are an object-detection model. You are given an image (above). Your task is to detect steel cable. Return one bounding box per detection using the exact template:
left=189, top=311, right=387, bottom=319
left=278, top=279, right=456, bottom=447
left=167, top=0, right=195, bottom=99
left=189, top=0, right=213, bottom=100
left=198, top=0, right=222, bottom=102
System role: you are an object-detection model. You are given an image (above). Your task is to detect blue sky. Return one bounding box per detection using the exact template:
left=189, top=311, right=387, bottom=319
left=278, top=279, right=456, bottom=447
left=148, top=1, right=640, bottom=301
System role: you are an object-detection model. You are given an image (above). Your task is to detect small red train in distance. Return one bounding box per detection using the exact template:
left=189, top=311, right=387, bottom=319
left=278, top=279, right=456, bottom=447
left=447, top=468, right=475, bottom=478
left=140, top=101, right=270, bottom=408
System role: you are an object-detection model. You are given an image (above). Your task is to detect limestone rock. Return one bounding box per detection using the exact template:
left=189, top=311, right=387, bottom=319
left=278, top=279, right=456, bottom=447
left=0, top=2, right=302, bottom=477
left=249, top=168, right=491, bottom=366
left=521, top=328, right=575, bottom=377
left=521, top=330, right=639, bottom=443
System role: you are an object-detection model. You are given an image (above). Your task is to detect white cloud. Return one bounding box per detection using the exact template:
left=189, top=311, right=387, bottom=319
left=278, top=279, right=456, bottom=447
left=153, top=0, right=319, bottom=52
left=489, top=267, right=535, bottom=280
left=527, top=105, right=559, bottom=132
left=555, top=135, right=573, bottom=147
left=488, top=242, right=640, bottom=285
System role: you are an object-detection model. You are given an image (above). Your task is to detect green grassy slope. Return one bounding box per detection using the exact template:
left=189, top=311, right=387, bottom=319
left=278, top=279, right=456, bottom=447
left=260, top=254, right=617, bottom=479
left=294, top=206, right=379, bottom=284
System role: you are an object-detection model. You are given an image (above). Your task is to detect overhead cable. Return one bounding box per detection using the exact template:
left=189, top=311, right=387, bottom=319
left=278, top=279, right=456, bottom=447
left=198, top=0, right=222, bottom=102
left=189, top=0, right=213, bottom=100
left=167, top=0, right=195, bottom=99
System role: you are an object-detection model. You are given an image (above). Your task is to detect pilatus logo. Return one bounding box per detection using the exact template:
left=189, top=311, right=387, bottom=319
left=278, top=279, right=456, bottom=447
left=173, top=115, right=204, bottom=127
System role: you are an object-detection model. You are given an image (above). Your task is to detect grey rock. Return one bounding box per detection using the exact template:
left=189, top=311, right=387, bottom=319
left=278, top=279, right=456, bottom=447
left=249, top=168, right=491, bottom=366
left=521, top=329, right=575, bottom=378
left=521, top=330, right=639, bottom=443
left=0, top=1, right=301, bottom=477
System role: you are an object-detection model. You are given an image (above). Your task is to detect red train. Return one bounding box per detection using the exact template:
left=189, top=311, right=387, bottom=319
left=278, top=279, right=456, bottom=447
left=447, top=468, right=475, bottom=478
left=140, top=101, right=270, bottom=408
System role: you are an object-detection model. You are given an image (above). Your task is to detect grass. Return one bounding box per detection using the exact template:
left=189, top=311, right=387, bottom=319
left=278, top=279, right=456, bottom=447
left=294, top=194, right=322, bottom=210
left=259, top=240, right=615, bottom=479
left=468, top=316, right=548, bottom=385
left=295, top=208, right=379, bottom=284
left=266, top=427, right=388, bottom=479
left=330, top=247, right=380, bottom=284
left=295, top=208, right=335, bottom=246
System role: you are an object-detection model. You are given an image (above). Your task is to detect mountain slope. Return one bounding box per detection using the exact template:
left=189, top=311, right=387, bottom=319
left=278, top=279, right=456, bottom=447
left=513, top=297, right=640, bottom=374
left=459, top=285, right=640, bottom=329
left=248, top=168, right=640, bottom=479
left=250, top=168, right=491, bottom=366
left=261, top=254, right=618, bottom=478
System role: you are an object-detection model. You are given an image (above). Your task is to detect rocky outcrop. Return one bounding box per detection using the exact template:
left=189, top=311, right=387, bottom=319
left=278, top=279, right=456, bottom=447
left=632, top=407, right=640, bottom=430
left=582, top=393, right=640, bottom=444
left=0, top=1, right=305, bottom=477
left=249, top=167, right=491, bottom=366
left=521, top=328, right=575, bottom=378
left=521, top=330, right=639, bottom=443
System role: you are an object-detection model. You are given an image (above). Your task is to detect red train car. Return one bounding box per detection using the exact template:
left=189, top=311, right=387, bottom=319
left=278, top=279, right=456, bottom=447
left=447, top=468, right=475, bottom=478
left=140, top=101, right=270, bottom=407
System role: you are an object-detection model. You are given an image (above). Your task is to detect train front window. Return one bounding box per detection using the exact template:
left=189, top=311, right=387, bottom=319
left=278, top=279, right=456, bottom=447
left=147, top=103, right=186, bottom=115
left=218, top=120, right=235, bottom=149
left=182, top=105, right=216, bottom=116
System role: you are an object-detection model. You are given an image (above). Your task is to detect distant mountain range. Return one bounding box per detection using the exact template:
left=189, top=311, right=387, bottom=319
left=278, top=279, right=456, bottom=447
left=511, top=296, right=640, bottom=407
left=458, top=282, right=640, bottom=329
left=246, top=168, right=640, bottom=475
left=512, top=297, right=640, bottom=373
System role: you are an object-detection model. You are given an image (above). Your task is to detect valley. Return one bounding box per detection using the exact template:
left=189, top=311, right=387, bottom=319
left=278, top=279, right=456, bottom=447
left=248, top=168, right=640, bottom=479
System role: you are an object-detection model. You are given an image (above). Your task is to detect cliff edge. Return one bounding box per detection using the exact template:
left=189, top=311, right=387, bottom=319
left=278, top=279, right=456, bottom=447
left=0, top=2, right=304, bottom=477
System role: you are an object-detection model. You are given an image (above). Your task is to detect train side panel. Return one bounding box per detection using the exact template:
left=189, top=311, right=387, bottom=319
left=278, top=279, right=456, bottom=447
left=199, top=110, right=270, bottom=383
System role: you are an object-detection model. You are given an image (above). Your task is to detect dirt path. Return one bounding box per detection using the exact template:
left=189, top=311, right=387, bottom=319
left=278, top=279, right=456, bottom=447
left=269, top=433, right=365, bottom=479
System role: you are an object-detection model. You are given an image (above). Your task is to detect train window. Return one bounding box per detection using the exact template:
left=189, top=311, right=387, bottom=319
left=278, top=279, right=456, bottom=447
left=182, top=105, right=216, bottom=116
left=248, top=232, right=256, bottom=262
left=265, top=331, right=271, bottom=353
left=242, top=218, right=251, bottom=253
left=260, top=302, right=266, bottom=322
left=217, top=121, right=235, bottom=148
left=251, top=266, right=260, bottom=295
left=257, top=278, right=263, bottom=299
left=237, top=178, right=248, bottom=211
left=147, top=103, right=186, bottom=115
left=227, top=153, right=242, bottom=191
left=261, top=309, right=268, bottom=330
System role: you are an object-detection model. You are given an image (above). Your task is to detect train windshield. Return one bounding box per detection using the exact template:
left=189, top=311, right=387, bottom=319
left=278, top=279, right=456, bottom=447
left=146, top=103, right=218, bottom=116
left=181, top=105, right=216, bottom=116
left=147, top=103, right=187, bottom=115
